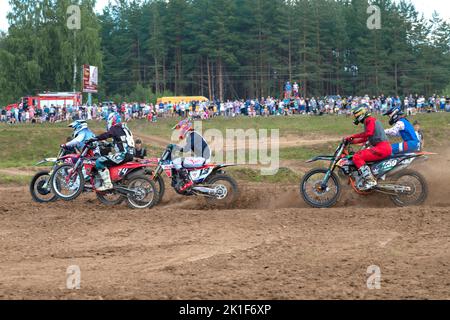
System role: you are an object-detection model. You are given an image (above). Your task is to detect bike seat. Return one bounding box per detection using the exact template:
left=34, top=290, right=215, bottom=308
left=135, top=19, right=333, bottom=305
left=365, top=153, right=418, bottom=165
left=182, top=158, right=207, bottom=169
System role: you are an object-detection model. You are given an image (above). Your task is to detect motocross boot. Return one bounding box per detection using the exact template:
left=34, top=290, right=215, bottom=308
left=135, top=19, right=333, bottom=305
left=97, top=168, right=114, bottom=191
left=358, top=165, right=377, bottom=191
left=179, top=169, right=194, bottom=192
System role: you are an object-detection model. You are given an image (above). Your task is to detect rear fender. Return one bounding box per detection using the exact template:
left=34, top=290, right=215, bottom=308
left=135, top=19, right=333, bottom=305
left=211, top=164, right=236, bottom=175
left=120, top=167, right=153, bottom=182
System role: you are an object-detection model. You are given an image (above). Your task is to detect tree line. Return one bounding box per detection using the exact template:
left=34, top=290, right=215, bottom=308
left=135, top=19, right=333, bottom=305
left=1, top=0, right=450, bottom=105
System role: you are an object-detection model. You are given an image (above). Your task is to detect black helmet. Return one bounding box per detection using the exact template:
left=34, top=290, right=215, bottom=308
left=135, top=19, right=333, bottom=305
left=383, top=106, right=404, bottom=126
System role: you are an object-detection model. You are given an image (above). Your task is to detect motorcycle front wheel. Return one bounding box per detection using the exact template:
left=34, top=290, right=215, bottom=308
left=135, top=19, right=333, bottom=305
left=300, top=168, right=341, bottom=208
left=51, top=164, right=85, bottom=201
left=30, top=171, right=58, bottom=203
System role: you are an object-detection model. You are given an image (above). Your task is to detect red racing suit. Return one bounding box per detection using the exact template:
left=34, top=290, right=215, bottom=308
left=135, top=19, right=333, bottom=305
left=347, top=117, right=392, bottom=169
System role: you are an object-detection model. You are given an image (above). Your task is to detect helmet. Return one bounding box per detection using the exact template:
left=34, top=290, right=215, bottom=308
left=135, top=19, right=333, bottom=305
left=383, top=106, right=404, bottom=126
left=107, top=112, right=122, bottom=130
left=173, top=118, right=193, bottom=140
left=352, top=104, right=371, bottom=126
left=68, top=120, right=88, bottom=137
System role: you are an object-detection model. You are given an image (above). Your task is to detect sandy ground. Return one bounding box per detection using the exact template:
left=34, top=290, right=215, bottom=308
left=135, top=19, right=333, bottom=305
left=0, top=173, right=449, bottom=300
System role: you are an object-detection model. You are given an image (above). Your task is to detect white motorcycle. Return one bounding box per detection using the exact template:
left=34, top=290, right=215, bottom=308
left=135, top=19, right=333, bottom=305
left=151, top=145, right=239, bottom=208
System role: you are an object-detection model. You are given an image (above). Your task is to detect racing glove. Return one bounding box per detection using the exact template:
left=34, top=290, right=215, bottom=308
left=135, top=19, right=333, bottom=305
left=86, top=138, right=99, bottom=145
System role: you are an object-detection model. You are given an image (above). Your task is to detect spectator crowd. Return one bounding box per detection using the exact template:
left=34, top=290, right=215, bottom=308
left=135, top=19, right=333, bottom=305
left=2, top=93, right=450, bottom=125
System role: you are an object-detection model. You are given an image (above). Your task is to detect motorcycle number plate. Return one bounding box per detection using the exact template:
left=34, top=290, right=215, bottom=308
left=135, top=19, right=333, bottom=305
left=373, top=159, right=398, bottom=175
left=382, top=159, right=398, bottom=170
left=190, top=171, right=201, bottom=180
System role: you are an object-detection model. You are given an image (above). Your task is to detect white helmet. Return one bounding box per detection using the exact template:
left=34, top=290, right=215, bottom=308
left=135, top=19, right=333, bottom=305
left=68, top=120, right=88, bottom=137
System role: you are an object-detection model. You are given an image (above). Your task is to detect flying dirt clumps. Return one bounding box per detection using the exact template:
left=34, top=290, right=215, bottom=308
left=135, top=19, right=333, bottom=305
left=418, top=151, right=450, bottom=207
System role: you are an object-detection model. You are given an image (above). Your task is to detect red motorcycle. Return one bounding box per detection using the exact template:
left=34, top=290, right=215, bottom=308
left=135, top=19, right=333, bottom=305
left=50, top=142, right=158, bottom=209
left=31, top=143, right=119, bottom=204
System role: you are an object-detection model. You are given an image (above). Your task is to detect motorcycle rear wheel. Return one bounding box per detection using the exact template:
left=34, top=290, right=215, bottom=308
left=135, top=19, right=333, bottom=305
left=126, top=176, right=159, bottom=209
left=389, top=169, right=428, bottom=207
left=205, top=174, right=239, bottom=208
left=126, top=170, right=165, bottom=205
left=153, top=176, right=165, bottom=204
left=96, top=192, right=125, bottom=206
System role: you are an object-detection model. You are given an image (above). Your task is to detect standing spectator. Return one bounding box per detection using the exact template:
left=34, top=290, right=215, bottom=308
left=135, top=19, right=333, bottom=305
left=293, top=82, right=299, bottom=97
left=133, top=139, right=147, bottom=160
left=413, top=121, right=424, bottom=151
left=439, top=96, right=445, bottom=111
left=1, top=107, right=6, bottom=122
left=284, top=81, right=292, bottom=99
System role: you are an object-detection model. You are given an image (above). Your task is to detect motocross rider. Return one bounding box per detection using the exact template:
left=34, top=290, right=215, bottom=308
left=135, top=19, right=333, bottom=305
left=86, top=113, right=135, bottom=191
left=345, top=104, right=392, bottom=191
left=383, top=106, right=420, bottom=154
left=61, top=120, right=96, bottom=152
left=170, top=118, right=211, bottom=192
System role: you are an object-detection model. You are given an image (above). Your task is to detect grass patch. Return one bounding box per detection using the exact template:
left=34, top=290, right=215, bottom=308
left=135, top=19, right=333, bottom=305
left=126, top=115, right=358, bottom=139
left=0, top=124, right=72, bottom=168
left=0, top=173, right=32, bottom=185
left=228, top=167, right=301, bottom=184
left=1, top=113, right=449, bottom=170
left=279, top=144, right=337, bottom=161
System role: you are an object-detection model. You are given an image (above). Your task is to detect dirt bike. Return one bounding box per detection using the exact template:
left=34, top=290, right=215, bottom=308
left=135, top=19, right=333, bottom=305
left=300, top=139, right=433, bottom=208
left=50, top=142, right=158, bottom=209
left=151, top=145, right=239, bottom=207
left=137, top=157, right=166, bottom=204
left=30, top=148, right=65, bottom=203
left=30, top=143, right=115, bottom=203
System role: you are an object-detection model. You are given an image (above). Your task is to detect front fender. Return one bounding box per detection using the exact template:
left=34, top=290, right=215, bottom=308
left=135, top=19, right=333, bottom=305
left=35, top=158, right=58, bottom=166
left=306, top=156, right=334, bottom=163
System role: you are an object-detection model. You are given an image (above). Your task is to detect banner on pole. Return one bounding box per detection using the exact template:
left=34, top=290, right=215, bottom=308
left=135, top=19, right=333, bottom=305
left=82, top=65, right=98, bottom=93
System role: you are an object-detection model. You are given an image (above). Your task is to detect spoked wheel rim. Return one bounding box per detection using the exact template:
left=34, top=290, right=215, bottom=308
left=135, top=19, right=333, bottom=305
left=301, top=171, right=340, bottom=207
left=34, top=175, right=54, bottom=202
left=53, top=167, right=81, bottom=198
left=97, top=190, right=124, bottom=205
left=391, top=173, right=426, bottom=206
left=34, top=175, right=53, bottom=199
left=209, top=179, right=235, bottom=204
left=127, top=178, right=156, bottom=209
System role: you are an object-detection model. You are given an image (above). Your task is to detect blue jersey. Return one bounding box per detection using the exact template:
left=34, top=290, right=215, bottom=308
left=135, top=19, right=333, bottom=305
left=399, top=118, right=419, bottom=143
left=66, top=128, right=96, bottom=150
left=386, top=118, right=420, bottom=154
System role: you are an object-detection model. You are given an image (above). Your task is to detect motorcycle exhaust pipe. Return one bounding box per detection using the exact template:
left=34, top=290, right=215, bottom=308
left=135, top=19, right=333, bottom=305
left=192, top=186, right=217, bottom=196
left=376, top=184, right=412, bottom=193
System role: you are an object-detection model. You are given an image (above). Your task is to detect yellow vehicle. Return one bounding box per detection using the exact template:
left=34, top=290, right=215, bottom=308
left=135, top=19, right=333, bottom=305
left=156, top=96, right=209, bottom=105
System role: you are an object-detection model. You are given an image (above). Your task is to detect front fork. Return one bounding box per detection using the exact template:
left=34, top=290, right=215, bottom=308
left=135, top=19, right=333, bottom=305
left=42, top=165, right=57, bottom=189
left=65, top=160, right=83, bottom=184
left=321, top=143, right=346, bottom=189
left=321, top=161, right=337, bottom=190
left=152, top=166, right=163, bottom=183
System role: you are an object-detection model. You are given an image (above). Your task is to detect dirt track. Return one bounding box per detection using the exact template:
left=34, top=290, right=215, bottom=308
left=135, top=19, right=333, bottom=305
left=0, top=173, right=449, bottom=300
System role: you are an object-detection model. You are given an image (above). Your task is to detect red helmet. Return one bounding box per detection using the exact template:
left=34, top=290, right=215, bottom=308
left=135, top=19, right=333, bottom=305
left=173, top=119, right=193, bottom=140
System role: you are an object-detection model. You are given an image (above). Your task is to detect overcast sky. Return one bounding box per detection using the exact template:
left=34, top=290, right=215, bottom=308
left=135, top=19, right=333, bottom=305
left=1, top=0, right=450, bottom=33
